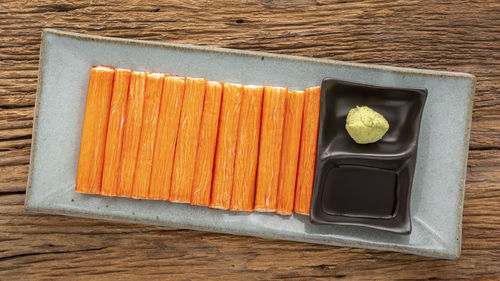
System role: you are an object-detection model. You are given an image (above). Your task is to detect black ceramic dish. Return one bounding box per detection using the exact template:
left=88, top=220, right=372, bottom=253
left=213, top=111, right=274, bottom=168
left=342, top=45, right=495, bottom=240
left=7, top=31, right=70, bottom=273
left=310, top=78, right=427, bottom=234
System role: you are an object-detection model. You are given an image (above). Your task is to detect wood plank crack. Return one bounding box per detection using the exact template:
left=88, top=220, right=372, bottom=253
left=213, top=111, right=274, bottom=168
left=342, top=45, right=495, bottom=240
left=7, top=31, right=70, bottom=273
left=0, top=247, right=108, bottom=263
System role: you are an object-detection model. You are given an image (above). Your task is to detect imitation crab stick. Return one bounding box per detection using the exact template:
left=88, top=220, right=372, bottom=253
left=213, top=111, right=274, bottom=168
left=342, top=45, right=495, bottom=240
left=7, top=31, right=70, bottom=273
left=276, top=90, right=305, bottom=215
left=101, top=68, right=132, bottom=196
left=149, top=76, right=186, bottom=200
left=76, top=66, right=115, bottom=194
left=229, top=85, right=264, bottom=212
left=191, top=81, right=223, bottom=206
left=254, top=86, right=287, bottom=212
left=170, top=77, right=207, bottom=203
left=210, top=83, right=244, bottom=210
left=294, top=86, right=321, bottom=215
left=118, top=71, right=147, bottom=197
left=130, top=73, right=165, bottom=199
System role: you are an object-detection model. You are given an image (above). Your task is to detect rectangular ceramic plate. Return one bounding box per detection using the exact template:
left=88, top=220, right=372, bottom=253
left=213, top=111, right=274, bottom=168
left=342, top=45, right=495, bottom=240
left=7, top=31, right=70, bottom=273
left=25, top=29, right=475, bottom=259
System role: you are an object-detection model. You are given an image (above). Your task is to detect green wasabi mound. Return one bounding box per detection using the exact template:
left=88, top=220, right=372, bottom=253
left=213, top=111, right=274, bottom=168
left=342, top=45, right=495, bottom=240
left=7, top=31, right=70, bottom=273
left=345, top=106, right=389, bottom=144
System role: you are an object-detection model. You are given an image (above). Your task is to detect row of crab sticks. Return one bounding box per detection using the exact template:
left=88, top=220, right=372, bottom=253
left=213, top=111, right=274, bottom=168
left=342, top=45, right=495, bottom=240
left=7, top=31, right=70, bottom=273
left=75, top=66, right=320, bottom=216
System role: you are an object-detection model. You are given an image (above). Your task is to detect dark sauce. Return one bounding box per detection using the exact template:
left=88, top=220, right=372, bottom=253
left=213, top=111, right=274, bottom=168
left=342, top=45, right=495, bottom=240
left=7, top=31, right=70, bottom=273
left=322, top=166, right=397, bottom=219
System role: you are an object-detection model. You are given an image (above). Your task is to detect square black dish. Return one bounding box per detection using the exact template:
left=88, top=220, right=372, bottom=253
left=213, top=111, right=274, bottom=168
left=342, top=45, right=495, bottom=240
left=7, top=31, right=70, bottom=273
left=310, top=78, right=427, bottom=234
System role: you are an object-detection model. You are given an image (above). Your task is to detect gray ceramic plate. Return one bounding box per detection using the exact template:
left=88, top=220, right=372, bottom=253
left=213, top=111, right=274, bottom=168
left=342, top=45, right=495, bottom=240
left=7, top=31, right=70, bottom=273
left=25, top=29, right=475, bottom=259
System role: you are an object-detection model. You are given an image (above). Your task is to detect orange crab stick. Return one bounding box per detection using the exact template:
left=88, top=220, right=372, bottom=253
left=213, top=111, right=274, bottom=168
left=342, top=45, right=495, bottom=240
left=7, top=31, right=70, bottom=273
left=130, top=73, right=165, bottom=199
left=76, top=66, right=115, bottom=194
left=101, top=68, right=132, bottom=196
left=210, top=83, right=244, bottom=210
left=294, top=86, right=321, bottom=215
left=254, top=86, right=287, bottom=212
left=191, top=81, right=223, bottom=206
left=117, top=71, right=147, bottom=197
left=276, top=90, right=305, bottom=215
left=229, top=85, right=264, bottom=212
left=149, top=76, right=186, bottom=200
left=170, top=77, right=207, bottom=203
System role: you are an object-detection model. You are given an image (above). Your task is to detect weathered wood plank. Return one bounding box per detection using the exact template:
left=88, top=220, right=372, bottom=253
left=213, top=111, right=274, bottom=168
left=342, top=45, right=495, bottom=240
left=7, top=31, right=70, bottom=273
left=0, top=0, right=499, bottom=279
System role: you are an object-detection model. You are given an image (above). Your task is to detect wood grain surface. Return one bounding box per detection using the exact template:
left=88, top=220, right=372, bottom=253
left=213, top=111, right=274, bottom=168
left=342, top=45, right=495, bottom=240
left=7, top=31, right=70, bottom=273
left=1, top=0, right=500, bottom=280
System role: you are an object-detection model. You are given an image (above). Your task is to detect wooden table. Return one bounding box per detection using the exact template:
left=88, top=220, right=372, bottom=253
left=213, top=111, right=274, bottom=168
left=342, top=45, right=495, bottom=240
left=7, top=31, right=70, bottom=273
left=1, top=1, right=499, bottom=279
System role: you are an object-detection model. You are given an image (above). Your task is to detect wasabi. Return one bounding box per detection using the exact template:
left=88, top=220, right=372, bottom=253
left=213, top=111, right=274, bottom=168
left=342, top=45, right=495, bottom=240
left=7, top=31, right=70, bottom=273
left=345, top=106, right=389, bottom=144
